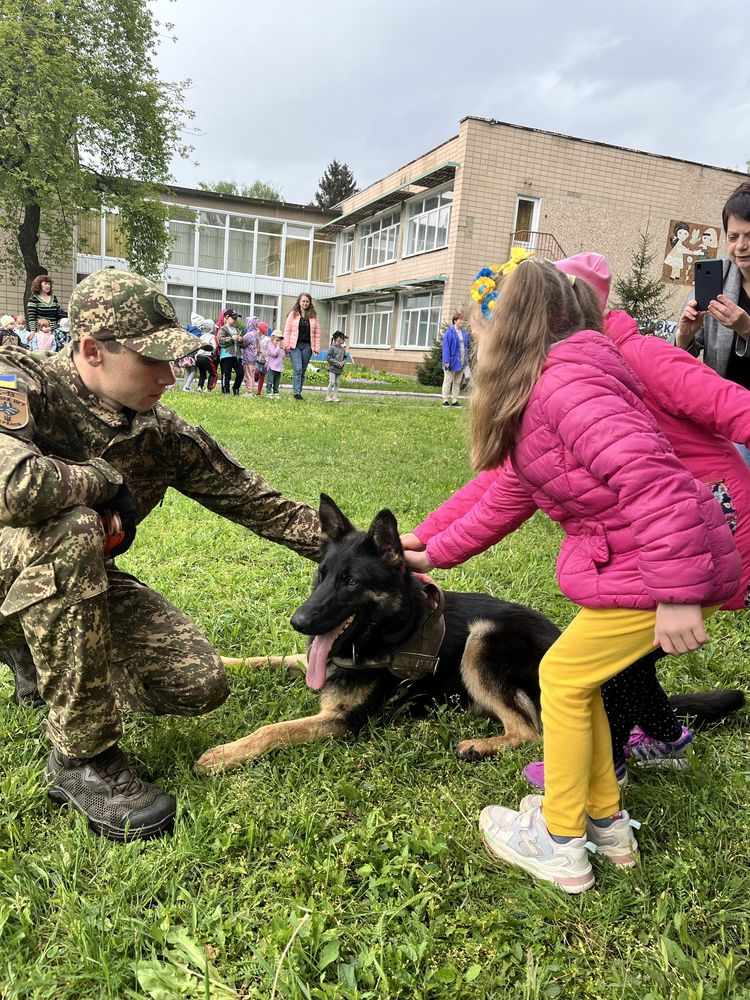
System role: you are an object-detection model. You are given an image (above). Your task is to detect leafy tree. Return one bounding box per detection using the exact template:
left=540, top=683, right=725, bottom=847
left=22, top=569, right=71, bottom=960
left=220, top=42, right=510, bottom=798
left=314, top=161, right=358, bottom=209
left=613, top=229, right=668, bottom=329
left=416, top=336, right=445, bottom=386
left=198, top=179, right=283, bottom=202
left=0, top=0, right=192, bottom=298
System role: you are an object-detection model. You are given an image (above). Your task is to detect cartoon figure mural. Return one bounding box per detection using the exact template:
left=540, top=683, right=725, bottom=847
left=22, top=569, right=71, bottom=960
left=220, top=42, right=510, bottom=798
left=662, top=219, right=719, bottom=284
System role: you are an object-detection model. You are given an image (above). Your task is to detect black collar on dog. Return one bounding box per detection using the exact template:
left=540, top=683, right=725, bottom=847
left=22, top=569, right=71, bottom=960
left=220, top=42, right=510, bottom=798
left=329, top=583, right=446, bottom=680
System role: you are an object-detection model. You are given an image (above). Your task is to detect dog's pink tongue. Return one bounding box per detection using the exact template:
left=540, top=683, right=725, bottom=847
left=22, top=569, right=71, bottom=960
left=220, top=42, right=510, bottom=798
left=306, top=623, right=346, bottom=690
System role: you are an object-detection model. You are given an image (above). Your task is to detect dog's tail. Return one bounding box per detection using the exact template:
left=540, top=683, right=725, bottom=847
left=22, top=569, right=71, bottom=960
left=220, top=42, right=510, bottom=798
left=668, top=689, right=745, bottom=729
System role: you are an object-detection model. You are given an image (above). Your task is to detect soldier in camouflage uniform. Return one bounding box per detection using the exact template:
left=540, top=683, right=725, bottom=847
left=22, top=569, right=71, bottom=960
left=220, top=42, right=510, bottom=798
left=0, top=268, right=320, bottom=841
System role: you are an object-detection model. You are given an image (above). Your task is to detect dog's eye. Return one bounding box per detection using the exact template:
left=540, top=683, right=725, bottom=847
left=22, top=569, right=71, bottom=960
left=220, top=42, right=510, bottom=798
left=345, top=577, right=358, bottom=589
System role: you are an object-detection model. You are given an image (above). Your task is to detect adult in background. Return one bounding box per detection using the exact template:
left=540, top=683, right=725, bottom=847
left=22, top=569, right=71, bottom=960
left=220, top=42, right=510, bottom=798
left=27, top=274, right=65, bottom=333
left=217, top=309, right=244, bottom=395
left=676, top=181, right=750, bottom=463
left=441, top=311, right=470, bottom=407
left=0, top=269, right=320, bottom=841
left=284, top=293, right=320, bottom=400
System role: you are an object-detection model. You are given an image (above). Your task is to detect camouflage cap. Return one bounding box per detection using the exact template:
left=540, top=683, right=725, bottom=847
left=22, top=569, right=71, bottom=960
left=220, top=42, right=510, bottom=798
left=68, top=268, right=199, bottom=361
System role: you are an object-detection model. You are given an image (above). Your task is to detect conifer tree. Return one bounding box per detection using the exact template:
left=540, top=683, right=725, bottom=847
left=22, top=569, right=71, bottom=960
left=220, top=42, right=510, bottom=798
left=613, top=229, right=668, bottom=329
left=314, top=161, right=358, bottom=209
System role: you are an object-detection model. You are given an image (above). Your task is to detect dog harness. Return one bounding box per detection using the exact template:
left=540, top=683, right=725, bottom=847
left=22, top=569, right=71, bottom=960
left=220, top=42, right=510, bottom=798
left=328, top=582, right=446, bottom=681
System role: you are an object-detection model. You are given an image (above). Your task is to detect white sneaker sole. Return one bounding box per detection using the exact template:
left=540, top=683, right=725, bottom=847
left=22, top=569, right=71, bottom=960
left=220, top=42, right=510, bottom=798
left=480, top=835, right=595, bottom=894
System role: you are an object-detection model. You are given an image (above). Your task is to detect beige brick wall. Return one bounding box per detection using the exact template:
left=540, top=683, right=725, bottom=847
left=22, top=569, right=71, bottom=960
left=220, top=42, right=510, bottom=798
left=455, top=118, right=747, bottom=322
left=0, top=230, right=77, bottom=319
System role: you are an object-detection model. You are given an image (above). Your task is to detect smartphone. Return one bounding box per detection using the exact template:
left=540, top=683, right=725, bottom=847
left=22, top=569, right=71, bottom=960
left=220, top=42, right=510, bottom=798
left=694, top=259, right=724, bottom=311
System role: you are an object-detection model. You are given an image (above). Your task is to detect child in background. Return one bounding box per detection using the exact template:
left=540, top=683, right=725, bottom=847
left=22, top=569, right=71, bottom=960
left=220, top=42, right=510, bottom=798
left=54, top=317, right=70, bottom=351
left=402, top=257, right=740, bottom=893
left=13, top=314, right=29, bottom=346
left=326, top=330, right=348, bottom=403
left=194, top=315, right=218, bottom=392
left=255, top=322, right=270, bottom=396
left=242, top=317, right=261, bottom=396
left=30, top=318, right=56, bottom=352
left=217, top=310, right=244, bottom=395
left=265, top=330, right=285, bottom=399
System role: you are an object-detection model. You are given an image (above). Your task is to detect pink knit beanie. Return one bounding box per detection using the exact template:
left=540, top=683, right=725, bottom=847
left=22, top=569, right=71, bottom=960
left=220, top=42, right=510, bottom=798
left=555, top=252, right=611, bottom=309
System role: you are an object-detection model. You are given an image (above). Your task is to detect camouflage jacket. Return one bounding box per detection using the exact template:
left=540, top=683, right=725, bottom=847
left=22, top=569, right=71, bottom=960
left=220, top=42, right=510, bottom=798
left=0, top=346, right=320, bottom=560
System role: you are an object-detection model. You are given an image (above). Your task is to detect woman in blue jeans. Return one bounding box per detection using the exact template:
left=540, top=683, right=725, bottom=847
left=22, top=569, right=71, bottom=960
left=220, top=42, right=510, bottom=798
left=283, top=293, right=321, bottom=400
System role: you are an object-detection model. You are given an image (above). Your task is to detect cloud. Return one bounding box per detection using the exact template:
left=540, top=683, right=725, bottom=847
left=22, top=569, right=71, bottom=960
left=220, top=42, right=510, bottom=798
left=149, top=0, right=750, bottom=200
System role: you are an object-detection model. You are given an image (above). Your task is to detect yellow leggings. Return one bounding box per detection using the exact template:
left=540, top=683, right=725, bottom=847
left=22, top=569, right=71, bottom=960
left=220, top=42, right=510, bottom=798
left=540, top=605, right=716, bottom=837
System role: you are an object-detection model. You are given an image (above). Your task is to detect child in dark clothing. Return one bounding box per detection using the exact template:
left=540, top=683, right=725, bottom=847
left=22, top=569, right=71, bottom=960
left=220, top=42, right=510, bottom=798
left=326, top=331, right=348, bottom=403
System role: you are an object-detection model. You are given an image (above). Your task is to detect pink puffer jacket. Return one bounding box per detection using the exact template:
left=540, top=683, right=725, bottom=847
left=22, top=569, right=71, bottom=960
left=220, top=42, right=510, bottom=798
left=416, top=329, right=742, bottom=609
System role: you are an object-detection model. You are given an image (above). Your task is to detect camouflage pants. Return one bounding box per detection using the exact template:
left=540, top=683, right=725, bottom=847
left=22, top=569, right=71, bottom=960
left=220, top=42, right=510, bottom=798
left=0, top=506, right=228, bottom=758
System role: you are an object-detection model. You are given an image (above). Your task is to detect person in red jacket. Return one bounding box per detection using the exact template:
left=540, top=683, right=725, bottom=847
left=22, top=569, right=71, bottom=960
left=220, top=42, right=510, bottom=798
left=401, top=258, right=741, bottom=893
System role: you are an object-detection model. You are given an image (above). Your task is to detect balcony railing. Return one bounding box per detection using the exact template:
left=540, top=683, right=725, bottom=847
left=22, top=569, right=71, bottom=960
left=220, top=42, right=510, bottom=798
left=509, top=231, right=566, bottom=261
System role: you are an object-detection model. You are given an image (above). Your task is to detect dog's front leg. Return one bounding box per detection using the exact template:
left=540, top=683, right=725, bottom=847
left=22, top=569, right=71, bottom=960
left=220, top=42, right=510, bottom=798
left=195, top=712, right=350, bottom=775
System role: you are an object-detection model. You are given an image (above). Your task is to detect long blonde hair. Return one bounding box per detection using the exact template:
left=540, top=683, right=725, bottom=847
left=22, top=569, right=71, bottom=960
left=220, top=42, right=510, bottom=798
left=470, top=259, right=602, bottom=470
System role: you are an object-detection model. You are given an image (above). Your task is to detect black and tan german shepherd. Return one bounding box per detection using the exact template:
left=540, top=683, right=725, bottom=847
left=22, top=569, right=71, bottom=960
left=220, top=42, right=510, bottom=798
left=196, top=495, right=744, bottom=775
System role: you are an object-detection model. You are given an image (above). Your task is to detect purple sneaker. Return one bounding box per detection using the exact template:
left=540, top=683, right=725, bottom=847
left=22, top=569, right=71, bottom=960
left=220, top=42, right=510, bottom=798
left=626, top=725, right=693, bottom=768
left=523, top=757, right=628, bottom=791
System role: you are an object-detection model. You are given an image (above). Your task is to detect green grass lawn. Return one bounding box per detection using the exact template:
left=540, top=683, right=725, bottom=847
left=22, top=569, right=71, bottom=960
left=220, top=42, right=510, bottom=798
left=0, top=390, right=748, bottom=999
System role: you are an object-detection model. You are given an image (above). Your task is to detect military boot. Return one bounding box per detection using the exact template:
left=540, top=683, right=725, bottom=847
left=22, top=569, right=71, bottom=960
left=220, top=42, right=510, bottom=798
left=45, top=744, right=176, bottom=841
left=3, top=646, right=44, bottom=709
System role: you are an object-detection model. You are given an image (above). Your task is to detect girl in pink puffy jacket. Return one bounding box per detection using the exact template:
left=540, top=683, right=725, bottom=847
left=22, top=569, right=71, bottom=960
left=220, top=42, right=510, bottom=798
left=402, top=258, right=741, bottom=893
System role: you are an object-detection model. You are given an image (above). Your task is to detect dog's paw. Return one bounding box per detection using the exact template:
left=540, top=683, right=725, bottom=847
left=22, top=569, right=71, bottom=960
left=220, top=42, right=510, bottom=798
left=194, top=744, right=240, bottom=776
left=454, top=739, right=488, bottom=763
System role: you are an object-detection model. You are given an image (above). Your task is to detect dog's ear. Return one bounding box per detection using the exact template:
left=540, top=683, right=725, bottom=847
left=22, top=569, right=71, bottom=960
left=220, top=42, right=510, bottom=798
left=319, top=493, right=356, bottom=541
left=367, top=509, right=404, bottom=568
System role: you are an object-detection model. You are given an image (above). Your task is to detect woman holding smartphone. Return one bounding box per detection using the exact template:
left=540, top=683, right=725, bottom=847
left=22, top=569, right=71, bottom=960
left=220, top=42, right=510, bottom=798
left=676, top=181, right=750, bottom=464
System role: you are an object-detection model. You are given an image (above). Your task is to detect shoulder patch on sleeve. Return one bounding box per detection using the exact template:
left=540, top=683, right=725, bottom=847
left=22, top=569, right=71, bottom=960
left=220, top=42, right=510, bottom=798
left=0, top=386, right=29, bottom=430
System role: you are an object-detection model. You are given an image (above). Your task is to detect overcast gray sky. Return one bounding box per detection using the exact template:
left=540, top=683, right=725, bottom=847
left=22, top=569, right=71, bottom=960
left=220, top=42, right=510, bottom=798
left=150, top=0, right=750, bottom=205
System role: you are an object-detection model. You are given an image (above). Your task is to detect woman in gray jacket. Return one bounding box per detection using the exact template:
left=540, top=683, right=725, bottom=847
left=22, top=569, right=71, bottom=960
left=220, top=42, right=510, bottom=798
left=677, top=181, right=750, bottom=462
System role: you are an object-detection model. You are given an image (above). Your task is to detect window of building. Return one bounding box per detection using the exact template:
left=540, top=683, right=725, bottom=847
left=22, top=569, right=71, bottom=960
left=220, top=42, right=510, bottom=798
left=398, top=291, right=443, bottom=349
left=351, top=299, right=393, bottom=348
left=284, top=223, right=311, bottom=281
left=253, top=293, right=280, bottom=331
left=195, top=286, right=222, bottom=325
left=198, top=211, right=226, bottom=270
left=512, top=197, right=541, bottom=247
left=405, top=189, right=452, bottom=257
left=256, top=220, right=283, bottom=277
left=332, top=303, right=349, bottom=338
left=357, top=210, right=400, bottom=269
left=166, top=283, right=194, bottom=328
left=77, top=212, right=101, bottom=255
left=228, top=214, right=256, bottom=273
left=312, top=239, right=335, bottom=283
left=104, top=212, right=128, bottom=259
left=167, top=207, right=197, bottom=267
left=226, top=290, right=253, bottom=321
left=337, top=230, right=354, bottom=275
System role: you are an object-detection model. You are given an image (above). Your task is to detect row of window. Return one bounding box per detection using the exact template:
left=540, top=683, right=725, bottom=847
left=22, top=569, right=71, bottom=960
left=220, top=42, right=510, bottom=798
left=167, top=211, right=335, bottom=283
left=333, top=291, right=443, bottom=350
left=77, top=209, right=335, bottom=284
left=338, top=188, right=454, bottom=275
left=166, top=285, right=281, bottom=332
left=163, top=284, right=444, bottom=350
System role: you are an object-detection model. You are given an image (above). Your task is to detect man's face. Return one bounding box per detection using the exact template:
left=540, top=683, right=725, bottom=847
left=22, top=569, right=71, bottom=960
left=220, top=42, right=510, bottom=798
left=80, top=342, right=176, bottom=412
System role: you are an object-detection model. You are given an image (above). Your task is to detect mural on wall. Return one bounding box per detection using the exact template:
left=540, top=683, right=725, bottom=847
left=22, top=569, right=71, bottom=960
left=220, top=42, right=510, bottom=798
left=662, top=220, right=719, bottom=285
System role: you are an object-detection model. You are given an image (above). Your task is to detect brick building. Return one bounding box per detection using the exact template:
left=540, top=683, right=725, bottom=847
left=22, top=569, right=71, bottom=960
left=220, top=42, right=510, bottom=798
left=320, top=116, right=748, bottom=374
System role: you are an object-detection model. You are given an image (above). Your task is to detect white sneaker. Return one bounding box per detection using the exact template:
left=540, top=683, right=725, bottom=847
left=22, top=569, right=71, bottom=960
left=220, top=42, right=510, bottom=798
left=520, top=794, right=640, bottom=868
left=479, top=802, right=595, bottom=893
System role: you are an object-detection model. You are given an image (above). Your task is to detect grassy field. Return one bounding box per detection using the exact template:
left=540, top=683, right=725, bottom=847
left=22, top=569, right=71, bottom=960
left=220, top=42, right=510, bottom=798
left=0, top=389, right=748, bottom=999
